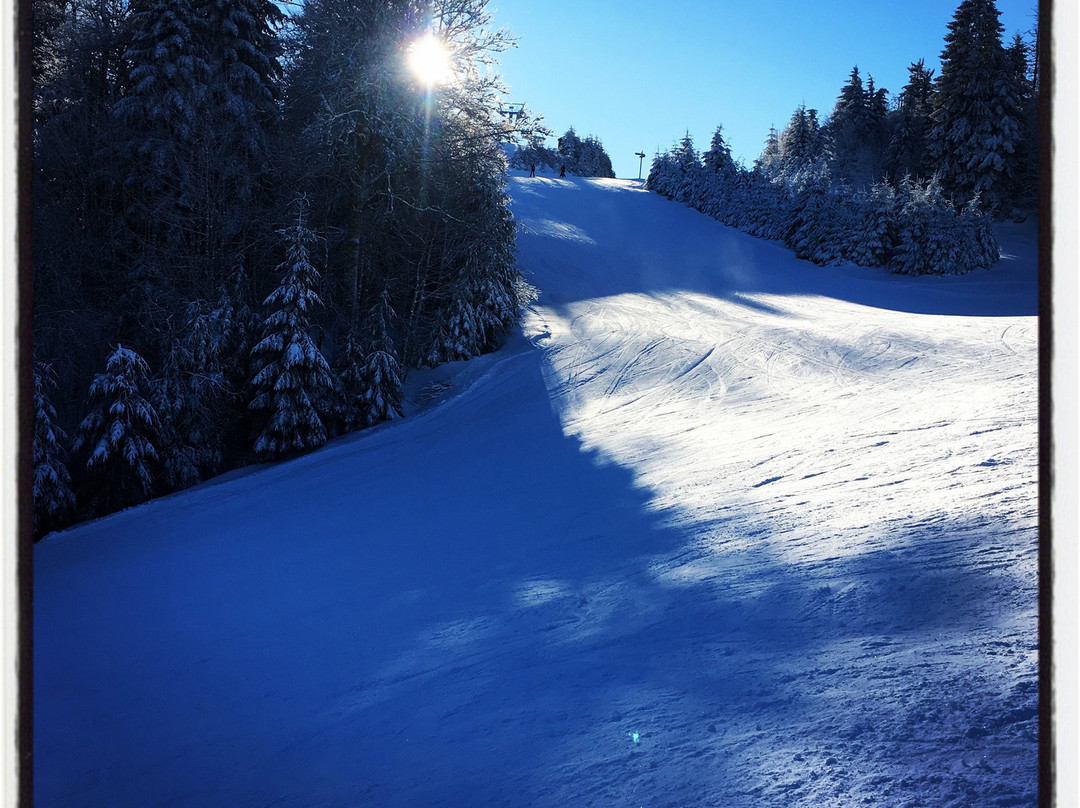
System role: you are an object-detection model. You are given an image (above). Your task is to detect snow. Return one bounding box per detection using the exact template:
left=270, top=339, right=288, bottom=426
left=34, top=175, right=1038, bottom=807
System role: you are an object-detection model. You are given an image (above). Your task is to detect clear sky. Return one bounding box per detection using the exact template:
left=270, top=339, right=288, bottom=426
left=487, top=0, right=1039, bottom=179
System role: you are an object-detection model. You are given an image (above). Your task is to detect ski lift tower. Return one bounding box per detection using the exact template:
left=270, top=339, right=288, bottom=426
left=498, top=102, right=525, bottom=122
left=635, top=151, right=646, bottom=181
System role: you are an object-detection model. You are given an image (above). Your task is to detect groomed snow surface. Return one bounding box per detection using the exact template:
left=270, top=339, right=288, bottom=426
left=34, top=175, right=1039, bottom=807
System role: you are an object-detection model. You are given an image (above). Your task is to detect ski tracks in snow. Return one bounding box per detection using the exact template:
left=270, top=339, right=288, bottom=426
left=33, top=176, right=1039, bottom=808
left=513, top=176, right=1038, bottom=807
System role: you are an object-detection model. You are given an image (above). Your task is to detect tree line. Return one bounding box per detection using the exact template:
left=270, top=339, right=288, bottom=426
left=32, top=0, right=542, bottom=537
left=647, top=0, right=1036, bottom=275
left=511, top=126, right=616, bottom=178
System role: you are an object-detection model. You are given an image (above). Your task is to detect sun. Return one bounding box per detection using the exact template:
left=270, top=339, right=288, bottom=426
left=407, top=33, right=454, bottom=88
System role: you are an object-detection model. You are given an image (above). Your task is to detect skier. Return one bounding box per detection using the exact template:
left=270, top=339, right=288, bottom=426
left=559, top=164, right=566, bottom=178
left=529, top=162, right=536, bottom=177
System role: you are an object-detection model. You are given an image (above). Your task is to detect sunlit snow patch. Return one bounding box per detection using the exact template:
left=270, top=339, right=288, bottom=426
left=527, top=218, right=597, bottom=245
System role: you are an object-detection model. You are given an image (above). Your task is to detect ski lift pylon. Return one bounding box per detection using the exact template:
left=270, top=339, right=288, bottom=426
left=499, top=102, right=525, bottom=120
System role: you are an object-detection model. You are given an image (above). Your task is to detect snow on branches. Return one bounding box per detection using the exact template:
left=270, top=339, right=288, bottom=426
left=249, top=206, right=336, bottom=459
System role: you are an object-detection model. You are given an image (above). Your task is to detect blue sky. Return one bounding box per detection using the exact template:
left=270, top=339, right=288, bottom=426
left=487, top=0, right=1039, bottom=178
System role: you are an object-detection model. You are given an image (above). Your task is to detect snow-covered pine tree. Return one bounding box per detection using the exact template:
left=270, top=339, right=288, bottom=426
left=703, top=125, right=736, bottom=175
left=71, top=345, right=165, bottom=516
left=426, top=280, right=480, bottom=365
left=671, top=133, right=703, bottom=205
left=557, top=127, right=580, bottom=170
left=885, top=59, right=936, bottom=180
left=424, top=254, right=517, bottom=366
left=197, top=0, right=283, bottom=148
left=155, top=300, right=234, bottom=490
left=111, top=0, right=213, bottom=338
left=929, top=0, right=1023, bottom=212
left=249, top=207, right=337, bottom=459
left=646, top=150, right=676, bottom=196
left=700, top=125, right=740, bottom=222
left=114, top=0, right=209, bottom=162
left=742, top=159, right=791, bottom=241
left=778, top=105, right=821, bottom=174
left=960, top=196, right=1002, bottom=270
left=555, top=128, right=616, bottom=177
left=460, top=165, right=521, bottom=352
left=335, top=329, right=369, bottom=431
left=849, top=182, right=899, bottom=267
left=785, top=162, right=849, bottom=265
left=33, top=362, right=76, bottom=538
left=753, top=126, right=782, bottom=180
left=193, top=0, right=284, bottom=255
left=834, top=65, right=867, bottom=120
left=361, top=290, right=405, bottom=425
left=824, top=66, right=889, bottom=186
left=721, top=169, right=753, bottom=229
left=576, top=135, right=616, bottom=178
left=890, top=176, right=980, bottom=275
left=1003, top=31, right=1038, bottom=210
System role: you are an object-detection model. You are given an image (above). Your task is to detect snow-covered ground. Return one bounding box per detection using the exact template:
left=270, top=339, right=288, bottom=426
left=34, top=175, right=1039, bottom=807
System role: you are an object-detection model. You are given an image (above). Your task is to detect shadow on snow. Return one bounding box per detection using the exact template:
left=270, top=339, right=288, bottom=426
left=34, top=335, right=1037, bottom=807
left=510, top=176, right=1038, bottom=319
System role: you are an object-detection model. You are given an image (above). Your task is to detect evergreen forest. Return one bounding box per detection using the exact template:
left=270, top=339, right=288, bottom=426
left=32, top=0, right=546, bottom=535
left=647, top=0, right=1038, bottom=276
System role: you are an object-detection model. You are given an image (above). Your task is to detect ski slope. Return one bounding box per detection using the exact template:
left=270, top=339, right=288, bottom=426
left=34, top=175, right=1039, bottom=807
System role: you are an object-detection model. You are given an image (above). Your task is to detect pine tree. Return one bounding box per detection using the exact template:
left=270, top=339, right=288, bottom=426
left=360, top=290, right=405, bottom=425
left=71, top=345, right=165, bottom=516
left=555, top=128, right=616, bottom=177
left=111, top=0, right=211, bottom=334
left=113, top=0, right=284, bottom=317
left=703, top=125, right=736, bottom=176
left=825, top=67, right=889, bottom=185
left=671, top=133, right=703, bottom=205
left=557, top=127, right=580, bottom=168
left=646, top=150, right=673, bottom=195
left=335, top=329, right=370, bottom=431
left=785, top=163, right=849, bottom=265
left=834, top=66, right=867, bottom=120
left=929, top=0, right=1023, bottom=212
left=700, top=125, right=740, bottom=222
left=193, top=0, right=284, bottom=248
left=888, top=176, right=996, bottom=275
left=33, top=362, right=76, bottom=538
left=114, top=0, right=209, bottom=172
left=1004, top=31, right=1038, bottom=209
left=778, top=105, right=821, bottom=172
left=886, top=59, right=936, bottom=179
left=249, top=208, right=337, bottom=460
left=155, top=300, right=234, bottom=490
left=753, top=126, right=782, bottom=179
left=740, top=170, right=790, bottom=241
left=850, top=182, right=899, bottom=267
left=197, top=0, right=283, bottom=145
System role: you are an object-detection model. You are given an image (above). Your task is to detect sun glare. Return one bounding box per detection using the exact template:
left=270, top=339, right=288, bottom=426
left=408, top=33, right=454, bottom=87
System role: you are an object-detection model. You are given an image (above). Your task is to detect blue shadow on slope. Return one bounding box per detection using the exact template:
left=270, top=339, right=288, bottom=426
left=509, top=177, right=1038, bottom=318
left=34, top=333, right=1037, bottom=807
